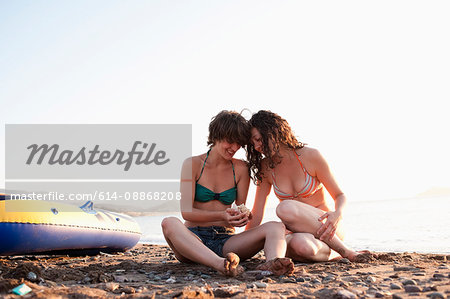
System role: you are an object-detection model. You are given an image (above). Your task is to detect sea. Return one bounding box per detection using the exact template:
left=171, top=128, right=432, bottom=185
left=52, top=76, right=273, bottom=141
left=134, top=195, right=450, bottom=254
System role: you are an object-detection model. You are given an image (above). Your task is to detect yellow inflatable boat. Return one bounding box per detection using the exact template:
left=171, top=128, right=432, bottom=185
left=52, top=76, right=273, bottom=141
left=0, top=195, right=141, bottom=255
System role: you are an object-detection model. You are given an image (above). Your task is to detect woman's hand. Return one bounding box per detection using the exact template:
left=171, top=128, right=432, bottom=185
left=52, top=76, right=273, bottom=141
left=224, top=208, right=249, bottom=227
left=316, top=210, right=342, bottom=241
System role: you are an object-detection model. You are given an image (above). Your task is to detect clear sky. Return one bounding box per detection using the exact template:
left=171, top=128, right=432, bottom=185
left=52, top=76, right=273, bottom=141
left=1, top=1, right=449, bottom=206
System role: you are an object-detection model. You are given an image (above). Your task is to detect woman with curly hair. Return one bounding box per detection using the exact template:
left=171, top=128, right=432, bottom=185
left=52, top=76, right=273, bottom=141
left=162, top=110, right=294, bottom=276
left=246, top=110, right=369, bottom=262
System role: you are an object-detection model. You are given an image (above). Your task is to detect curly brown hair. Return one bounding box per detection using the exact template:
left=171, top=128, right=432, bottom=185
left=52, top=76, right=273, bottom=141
left=247, top=110, right=305, bottom=184
left=207, top=110, right=250, bottom=147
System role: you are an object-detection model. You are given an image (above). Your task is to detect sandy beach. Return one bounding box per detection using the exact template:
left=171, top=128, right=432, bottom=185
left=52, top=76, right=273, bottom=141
left=0, top=244, right=448, bottom=298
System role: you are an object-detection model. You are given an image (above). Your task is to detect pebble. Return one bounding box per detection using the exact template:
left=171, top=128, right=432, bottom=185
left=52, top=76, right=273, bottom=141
left=433, top=273, right=445, bottom=278
left=296, top=277, right=305, bottom=282
left=255, top=274, right=264, bottom=280
left=27, top=272, right=38, bottom=282
left=311, top=279, right=321, bottom=284
left=246, top=283, right=255, bottom=289
left=262, top=277, right=275, bottom=283
left=402, top=279, right=417, bottom=286
left=254, top=282, right=267, bottom=288
left=404, top=285, right=421, bottom=293
left=392, top=294, right=403, bottom=299
left=366, top=276, right=377, bottom=283
left=105, top=282, right=119, bottom=292
left=342, top=276, right=359, bottom=282
left=213, top=287, right=239, bottom=297
left=335, top=289, right=357, bottom=299
left=200, top=274, right=211, bottom=279
left=282, top=277, right=297, bottom=283
left=122, top=286, right=135, bottom=294
left=426, top=292, right=445, bottom=299
left=166, top=277, right=176, bottom=284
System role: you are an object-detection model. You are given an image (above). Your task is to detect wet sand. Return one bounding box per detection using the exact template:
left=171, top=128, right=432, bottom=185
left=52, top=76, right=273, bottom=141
left=0, top=244, right=449, bottom=298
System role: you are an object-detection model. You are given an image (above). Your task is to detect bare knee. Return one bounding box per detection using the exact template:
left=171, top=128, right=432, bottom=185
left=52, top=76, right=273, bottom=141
left=261, top=221, right=286, bottom=235
left=291, top=239, right=317, bottom=258
left=290, top=233, right=331, bottom=260
left=276, top=200, right=313, bottom=225
left=276, top=200, right=299, bottom=223
left=161, top=217, right=181, bottom=237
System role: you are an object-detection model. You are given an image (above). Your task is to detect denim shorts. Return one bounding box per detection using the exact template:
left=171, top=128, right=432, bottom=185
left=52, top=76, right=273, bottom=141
left=188, top=226, right=234, bottom=257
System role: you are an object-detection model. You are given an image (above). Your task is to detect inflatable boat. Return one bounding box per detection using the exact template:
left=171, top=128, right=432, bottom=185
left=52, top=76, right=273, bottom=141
left=0, top=196, right=141, bottom=255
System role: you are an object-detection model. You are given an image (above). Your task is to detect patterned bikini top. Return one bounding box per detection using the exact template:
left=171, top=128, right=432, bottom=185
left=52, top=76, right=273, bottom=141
left=272, top=150, right=323, bottom=200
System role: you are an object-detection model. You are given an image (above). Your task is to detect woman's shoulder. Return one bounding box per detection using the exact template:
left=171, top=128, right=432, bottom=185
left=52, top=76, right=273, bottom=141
left=297, top=146, right=322, bottom=160
left=296, top=146, right=328, bottom=171
left=183, top=153, right=206, bottom=169
left=231, top=158, right=249, bottom=171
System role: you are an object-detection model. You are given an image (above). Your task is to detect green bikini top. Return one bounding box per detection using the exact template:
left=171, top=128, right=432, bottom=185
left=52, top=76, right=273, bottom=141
left=195, top=149, right=237, bottom=205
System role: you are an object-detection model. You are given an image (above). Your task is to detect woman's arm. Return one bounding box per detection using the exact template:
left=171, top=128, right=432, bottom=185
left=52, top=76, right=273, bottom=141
left=310, top=149, right=347, bottom=240
left=234, top=159, right=251, bottom=206
left=245, top=175, right=272, bottom=230
left=224, top=159, right=251, bottom=227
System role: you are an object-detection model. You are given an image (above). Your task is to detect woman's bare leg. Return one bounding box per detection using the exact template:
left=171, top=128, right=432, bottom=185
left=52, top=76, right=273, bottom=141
left=161, top=217, right=242, bottom=276
left=286, top=233, right=333, bottom=262
left=222, top=221, right=294, bottom=275
left=276, top=200, right=361, bottom=261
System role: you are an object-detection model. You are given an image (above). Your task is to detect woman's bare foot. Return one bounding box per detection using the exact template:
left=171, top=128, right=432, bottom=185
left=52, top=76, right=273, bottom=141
left=221, top=253, right=244, bottom=277
left=257, top=257, right=295, bottom=276
left=347, top=250, right=372, bottom=263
